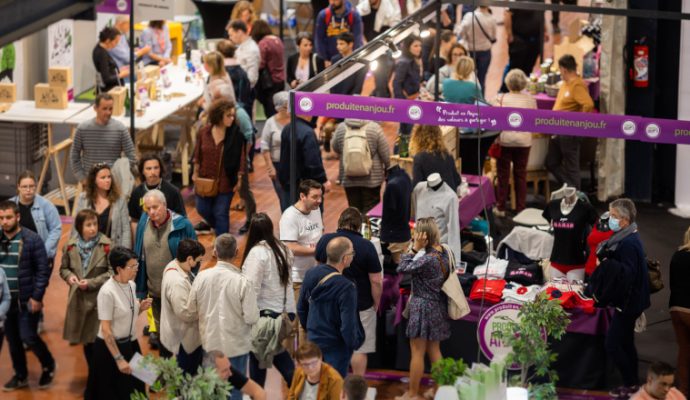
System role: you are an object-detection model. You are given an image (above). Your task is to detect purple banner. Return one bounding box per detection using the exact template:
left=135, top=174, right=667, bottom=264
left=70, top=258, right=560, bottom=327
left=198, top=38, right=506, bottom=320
left=96, top=0, right=131, bottom=14
left=294, top=92, right=690, bottom=145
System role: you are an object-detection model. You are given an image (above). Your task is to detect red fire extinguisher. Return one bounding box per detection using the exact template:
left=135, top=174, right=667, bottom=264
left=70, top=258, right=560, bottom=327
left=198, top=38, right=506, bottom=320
left=632, top=38, right=649, bottom=88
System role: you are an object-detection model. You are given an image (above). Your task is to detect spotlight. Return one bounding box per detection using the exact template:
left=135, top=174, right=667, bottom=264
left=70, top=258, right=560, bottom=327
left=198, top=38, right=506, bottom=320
left=369, top=59, right=379, bottom=71
left=420, top=28, right=431, bottom=38
left=386, top=40, right=402, bottom=59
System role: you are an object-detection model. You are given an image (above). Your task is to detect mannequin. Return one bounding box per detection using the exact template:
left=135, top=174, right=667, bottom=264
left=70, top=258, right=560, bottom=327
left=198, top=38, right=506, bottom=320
left=542, top=184, right=598, bottom=281
left=412, top=173, right=461, bottom=259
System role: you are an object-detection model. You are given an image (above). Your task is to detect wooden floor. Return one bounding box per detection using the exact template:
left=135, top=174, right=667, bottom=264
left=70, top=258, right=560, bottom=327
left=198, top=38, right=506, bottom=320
left=0, top=7, right=595, bottom=399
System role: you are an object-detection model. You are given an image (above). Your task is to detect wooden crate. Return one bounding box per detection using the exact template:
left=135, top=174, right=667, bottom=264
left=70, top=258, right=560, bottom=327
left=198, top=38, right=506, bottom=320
left=34, top=83, right=68, bottom=109
left=48, top=66, right=72, bottom=89
left=0, top=82, right=16, bottom=103
left=108, top=86, right=127, bottom=116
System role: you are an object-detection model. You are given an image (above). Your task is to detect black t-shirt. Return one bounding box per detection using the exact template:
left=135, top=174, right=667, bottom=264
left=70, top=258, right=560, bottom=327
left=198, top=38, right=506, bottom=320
left=18, top=202, right=37, bottom=234
left=128, top=180, right=186, bottom=222
left=542, top=199, right=598, bottom=266
left=510, top=0, right=545, bottom=38
left=98, top=205, right=111, bottom=236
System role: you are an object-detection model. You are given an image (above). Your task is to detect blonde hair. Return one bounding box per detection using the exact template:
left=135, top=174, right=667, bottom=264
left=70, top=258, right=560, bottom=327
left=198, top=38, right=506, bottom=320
left=409, top=125, right=450, bottom=157
left=454, top=56, right=475, bottom=80
left=203, top=51, right=226, bottom=77
left=230, top=1, right=257, bottom=25
left=504, top=69, right=528, bottom=92
left=415, top=217, right=441, bottom=249
left=680, top=226, right=690, bottom=252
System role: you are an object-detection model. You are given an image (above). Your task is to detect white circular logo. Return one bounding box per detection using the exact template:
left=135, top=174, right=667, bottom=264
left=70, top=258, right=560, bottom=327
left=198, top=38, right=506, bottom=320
left=407, top=105, right=422, bottom=121
left=645, top=123, right=660, bottom=139
left=622, top=120, right=637, bottom=136
left=507, top=112, right=523, bottom=128
left=117, top=0, right=128, bottom=11
left=299, top=97, right=313, bottom=112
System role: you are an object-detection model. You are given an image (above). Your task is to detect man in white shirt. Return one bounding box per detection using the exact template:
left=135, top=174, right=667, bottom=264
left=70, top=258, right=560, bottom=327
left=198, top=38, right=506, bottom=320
left=227, top=20, right=260, bottom=89
left=160, top=239, right=205, bottom=375
left=280, top=179, right=324, bottom=344
left=187, top=234, right=259, bottom=400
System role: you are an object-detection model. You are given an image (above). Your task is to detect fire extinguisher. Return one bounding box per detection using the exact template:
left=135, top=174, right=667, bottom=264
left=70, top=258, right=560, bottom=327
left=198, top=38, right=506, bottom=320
left=631, top=37, right=649, bottom=88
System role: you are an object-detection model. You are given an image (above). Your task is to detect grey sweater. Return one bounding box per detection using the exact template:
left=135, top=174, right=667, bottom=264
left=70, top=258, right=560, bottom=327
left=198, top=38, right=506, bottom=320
left=331, top=119, right=391, bottom=188
left=412, top=181, right=461, bottom=260
left=70, top=118, right=136, bottom=181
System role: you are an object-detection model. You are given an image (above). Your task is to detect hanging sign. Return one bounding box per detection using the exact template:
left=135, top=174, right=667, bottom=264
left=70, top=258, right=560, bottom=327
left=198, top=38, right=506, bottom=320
left=134, top=0, right=175, bottom=22
left=96, top=0, right=131, bottom=14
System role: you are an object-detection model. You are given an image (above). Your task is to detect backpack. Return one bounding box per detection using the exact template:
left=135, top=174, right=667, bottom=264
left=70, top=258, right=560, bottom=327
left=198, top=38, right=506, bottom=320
left=342, top=124, right=373, bottom=177
left=324, top=6, right=354, bottom=27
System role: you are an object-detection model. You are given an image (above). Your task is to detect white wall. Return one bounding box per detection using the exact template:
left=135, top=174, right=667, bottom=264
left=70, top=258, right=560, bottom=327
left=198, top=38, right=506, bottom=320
left=671, top=0, right=690, bottom=217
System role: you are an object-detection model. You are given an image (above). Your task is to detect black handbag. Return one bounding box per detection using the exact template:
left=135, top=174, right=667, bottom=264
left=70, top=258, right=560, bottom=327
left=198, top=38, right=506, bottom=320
left=258, top=68, right=276, bottom=91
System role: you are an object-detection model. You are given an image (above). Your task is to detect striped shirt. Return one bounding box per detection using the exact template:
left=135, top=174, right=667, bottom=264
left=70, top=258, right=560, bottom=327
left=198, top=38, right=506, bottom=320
left=69, top=118, right=136, bottom=181
left=0, top=231, right=22, bottom=294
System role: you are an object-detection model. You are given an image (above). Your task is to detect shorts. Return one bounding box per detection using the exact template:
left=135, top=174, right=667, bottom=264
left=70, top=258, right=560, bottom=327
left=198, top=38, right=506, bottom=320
left=355, top=307, right=377, bottom=354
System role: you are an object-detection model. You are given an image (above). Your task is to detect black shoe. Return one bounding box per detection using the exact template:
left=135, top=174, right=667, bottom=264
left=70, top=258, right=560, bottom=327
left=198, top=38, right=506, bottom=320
left=38, top=364, right=56, bottom=389
left=239, top=222, right=250, bottom=234
left=143, top=325, right=150, bottom=336
left=149, top=332, right=160, bottom=350
left=194, top=221, right=212, bottom=234
left=3, top=376, right=28, bottom=392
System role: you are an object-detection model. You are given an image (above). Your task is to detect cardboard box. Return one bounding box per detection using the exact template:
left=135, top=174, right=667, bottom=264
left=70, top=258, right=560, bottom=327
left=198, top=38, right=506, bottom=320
left=143, top=65, right=160, bottom=80
left=108, top=86, right=127, bottom=116
left=48, top=66, right=72, bottom=89
left=34, top=83, right=68, bottom=109
left=0, top=82, right=16, bottom=103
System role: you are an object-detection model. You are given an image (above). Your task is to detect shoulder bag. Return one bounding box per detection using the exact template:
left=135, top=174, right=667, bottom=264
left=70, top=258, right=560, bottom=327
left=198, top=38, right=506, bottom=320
left=439, top=244, right=471, bottom=320
left=195, top=137, right=224, bottom=197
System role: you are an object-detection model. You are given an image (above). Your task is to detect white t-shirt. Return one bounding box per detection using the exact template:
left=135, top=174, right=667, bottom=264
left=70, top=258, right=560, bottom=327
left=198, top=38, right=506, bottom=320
left=280, top=206, right=323, bottom=283
left=97, top=278, right=140, bottom=340
left=300, top=381, right=319, bottom=400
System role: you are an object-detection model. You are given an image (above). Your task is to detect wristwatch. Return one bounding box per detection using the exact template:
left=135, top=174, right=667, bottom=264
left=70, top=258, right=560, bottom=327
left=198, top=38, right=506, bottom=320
left=114, top=354, right=125, bottom=361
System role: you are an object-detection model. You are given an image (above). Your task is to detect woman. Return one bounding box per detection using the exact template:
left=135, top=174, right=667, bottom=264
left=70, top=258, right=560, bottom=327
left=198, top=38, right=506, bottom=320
left=288, top=342, right=343, bottom=400
left=597, top=198, right=651, bottom=398
left=200, top=51, right=235, bottom=111
left=243, top=213, right=296, bottom=387
left=192, top=99, right=245, bottom=236
left=230, top=0, right=257, bottom=33
left=426, top=43, right=468, bottom=98
left=492, top=69, right=537, bottom=215
left=442, top=56, right=483, bottom=104
left=74, top=163, right=131, bottom=248
left=60, top=209, right=112, bottom=374
left=140, top=20, right=172, bottom=66
left=410, top=125, right=461, bottom=190
left=287, top=32, right=326, bottom=89
left=393, top=35, right=423, bottom=136
left=252, top=19, right=286, bottom=117
left=459, top=6, right=496, bottom=89
left=86, top=247, right=152, bottom=400
left=425, top=29, right=456, bottom=82
left=93, top=27, right=128, bottom=93
left=260, top=91, right=291, bottom=212
left=670, top=227, right=690, bottom=397
left=396, top=218, right=450, bottom=400
left=10, top=171, right=62, bottom=263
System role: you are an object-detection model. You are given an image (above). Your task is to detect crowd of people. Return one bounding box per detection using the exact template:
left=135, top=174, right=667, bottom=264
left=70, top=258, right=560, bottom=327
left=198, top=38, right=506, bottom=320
left=0, top=1, right=686, bottom=400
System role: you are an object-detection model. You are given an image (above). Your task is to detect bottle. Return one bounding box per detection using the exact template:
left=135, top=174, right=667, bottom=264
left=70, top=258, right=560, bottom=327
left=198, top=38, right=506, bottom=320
left=138, top=87, right=149, bottom=108
left=398, top=135, right=410, bottom=158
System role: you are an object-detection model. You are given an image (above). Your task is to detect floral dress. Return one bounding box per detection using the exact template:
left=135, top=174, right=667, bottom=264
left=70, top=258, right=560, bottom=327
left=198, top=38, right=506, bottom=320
left=397, top=247, right=451, bottom=341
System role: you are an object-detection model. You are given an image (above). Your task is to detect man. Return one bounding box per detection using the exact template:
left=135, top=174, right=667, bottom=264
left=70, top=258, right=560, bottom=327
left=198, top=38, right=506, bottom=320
left=357, top=0, right=400, bottom=98
left=227, top=20, right=260, bottom=89
left=298, top=236, right=364, bottom=377
left=315, top=207, right=382, bottom=376
left=188, top=234, right=259, bottom=400
left=330, top=32, right=367, bottom=96
left=109, top=15, right=150, bottom=70
left=341, top=375, right=369, bottom=400
left=133, top=189, right=196, bottom=351
left=128, top=153, right=186, bottom=233
left=216, top=39, right=252, bottom=117
left=545, top=54, right=594, bottom=190
left=503, top=0, right=548, bottom=81
left=203, top=350, right=266, bottom=400
left=160, top=239, right=205, bottom=375
left=315, top=0, right=363, bottom=62
left=0, top=201, right=55, bottom=391
left=630, top=362, right=686, bottom=400
left=70, top=93, right=136, bottom=185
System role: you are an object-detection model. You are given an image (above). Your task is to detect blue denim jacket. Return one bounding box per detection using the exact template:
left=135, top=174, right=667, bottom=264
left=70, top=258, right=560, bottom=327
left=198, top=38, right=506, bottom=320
left=10, top=194, right=62, bottom=260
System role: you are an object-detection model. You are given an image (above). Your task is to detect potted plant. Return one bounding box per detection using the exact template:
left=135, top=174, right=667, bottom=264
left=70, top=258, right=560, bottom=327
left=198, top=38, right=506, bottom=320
left=130, top=355, right=232, bottom=400
left=431, top=357, right=467, bottom=400
left=498, top=292, right=570, bottom=400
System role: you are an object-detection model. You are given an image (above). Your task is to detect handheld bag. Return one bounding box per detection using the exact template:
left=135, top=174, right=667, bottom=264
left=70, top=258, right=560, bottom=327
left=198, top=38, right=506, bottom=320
left=440, top=244, right=470, bottom=320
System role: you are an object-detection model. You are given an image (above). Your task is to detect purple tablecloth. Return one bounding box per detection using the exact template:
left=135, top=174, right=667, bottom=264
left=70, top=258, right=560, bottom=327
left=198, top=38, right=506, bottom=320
left=368, top=174, right=496, bottom=229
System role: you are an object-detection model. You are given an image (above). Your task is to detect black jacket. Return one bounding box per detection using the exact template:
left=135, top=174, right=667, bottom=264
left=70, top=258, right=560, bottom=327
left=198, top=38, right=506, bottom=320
left=670, top=249, right=690, bottom=309
left=393, top=56, right=422, bottom=99
left=12, top=229, right=51, bottom=303
left=412, top=151, right=461, bottom=190
left=286, top=53, right=326, bottom=88
left=278, top=118, right=327, bottom=190
left=222, top=123, right=247, bottom=189
left=225, top=65, right=252, bottom=116
left=381, top=165, right=412, bottom=243
left=93, top=45, right=121, bottom=93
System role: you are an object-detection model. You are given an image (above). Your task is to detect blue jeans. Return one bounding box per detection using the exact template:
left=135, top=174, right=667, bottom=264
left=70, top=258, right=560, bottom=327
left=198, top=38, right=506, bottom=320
left=4, top=296, right=55, bottom=378
left=229, top=353, right=249, bottom=400
left=470, top=50, right=492, bottom=91
left=271, top=162, right=291, bottom=212
left=321, top=345, right=352, bottom=378
left=605, top=310, right=640, bottom=387
left=195, top=191, right=233, bottom=235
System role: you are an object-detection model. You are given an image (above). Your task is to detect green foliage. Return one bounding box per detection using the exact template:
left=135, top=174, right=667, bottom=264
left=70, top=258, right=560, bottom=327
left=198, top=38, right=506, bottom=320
left=431, top=357, right=467, bottom=386
left=130, top=354, right=232, bottom=400
left=498, top=292, right=570, bottom=398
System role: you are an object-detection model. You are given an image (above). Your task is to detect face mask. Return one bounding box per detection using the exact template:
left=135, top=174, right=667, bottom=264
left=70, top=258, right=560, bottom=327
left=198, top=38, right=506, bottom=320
left=608, top=216, right=621, bottom=232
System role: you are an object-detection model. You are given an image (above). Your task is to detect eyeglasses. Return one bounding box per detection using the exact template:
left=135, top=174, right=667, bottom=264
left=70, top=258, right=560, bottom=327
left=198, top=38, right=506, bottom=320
left=125, top=263, right=139, bottom=269
left=299, top=359, right=320, bottom=369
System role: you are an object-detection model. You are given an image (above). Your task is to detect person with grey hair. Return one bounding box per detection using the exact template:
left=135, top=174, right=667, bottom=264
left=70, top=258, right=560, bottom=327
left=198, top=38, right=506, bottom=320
left=187, top=233, right=259, bottom=400
left=297, top=236, right=364, bottom=377
left=109, top=15, right=151, bottom=70
left=261, top=91, right=291, bottom=211
left=596, top=198, right=651, bottom=397
left=492, top=68, right=538, bottom=217
left=133, top=189, right=196, bottom=352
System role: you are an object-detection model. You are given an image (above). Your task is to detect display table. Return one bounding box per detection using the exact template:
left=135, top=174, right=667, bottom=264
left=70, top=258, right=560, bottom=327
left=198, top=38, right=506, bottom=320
left=368, top=174, right=496, bottom=229
left=533, top=78, right=600, bottom=110
left=0, top=101, right=91, bottom=215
